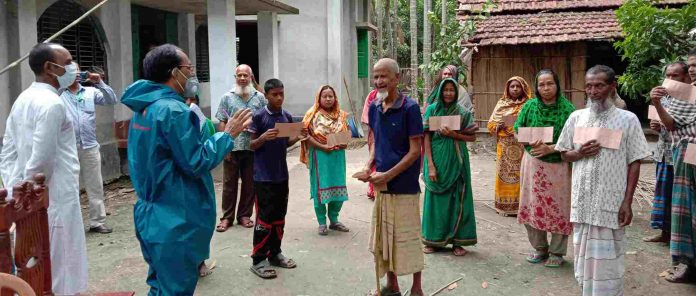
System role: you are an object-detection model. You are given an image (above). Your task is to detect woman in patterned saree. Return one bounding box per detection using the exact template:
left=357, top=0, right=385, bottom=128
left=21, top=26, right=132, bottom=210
left=514, top=69, right=575, bottom=267
left=421, top=78, right=477, bottom=256
left=487, top=76, right=532, bottom=216
left=301, top=85, right=350, bottom=235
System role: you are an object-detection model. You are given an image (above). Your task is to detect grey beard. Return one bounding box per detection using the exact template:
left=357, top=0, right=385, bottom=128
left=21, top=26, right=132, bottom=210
left=376, top=90, right=389, bottom=101
left=235, top=84, right=254, bottom=96
left=587, top=97, right=615, bottom=114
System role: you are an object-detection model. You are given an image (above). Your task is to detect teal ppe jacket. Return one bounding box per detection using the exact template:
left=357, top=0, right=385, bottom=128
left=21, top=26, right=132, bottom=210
left=121, top=80, right=234, bottom=293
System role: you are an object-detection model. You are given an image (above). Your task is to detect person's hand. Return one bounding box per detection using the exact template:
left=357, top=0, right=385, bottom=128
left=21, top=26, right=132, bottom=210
left=369, top=171, right=391, bottom=186
left=355, top=168, right=371, bottom=182
left=298, top=128, right=309, bottom=141
left=87, top=72, right=102, bottom=83
left=439, top=127, right=455, bottom=138
left=650, top=86, right=668, bottom=106
left=337, top=144, right=348, bottom=150
left=224, top=109, right=252, bottom=137
left=260, top=128, right=279, bottom=141
left=578, top=140, right=600, bottom=157
left=530, top=142, right=554, bottom=158
left=463, top=123, right=479, bottom=135
left=649, top=120, right=661, bottom=132
left=428, top=166, right=438, bottom=183
left=618, top=201, right=633, bottom=227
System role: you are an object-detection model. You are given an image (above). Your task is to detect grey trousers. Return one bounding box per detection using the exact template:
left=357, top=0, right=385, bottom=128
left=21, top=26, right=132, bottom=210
left=525, top=224, right=569, bottom=256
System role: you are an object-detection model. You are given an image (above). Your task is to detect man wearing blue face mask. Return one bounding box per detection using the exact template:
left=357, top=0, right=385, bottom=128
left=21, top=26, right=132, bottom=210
left=0, top=43, right=88, bottom=295
left=60, top=63, right=118, bottom=234
left=121, top=44, right=252, bottom=295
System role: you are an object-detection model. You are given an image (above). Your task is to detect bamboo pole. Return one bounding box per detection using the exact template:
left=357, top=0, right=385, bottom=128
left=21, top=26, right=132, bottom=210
left=0, top=0, right=110, bottom=76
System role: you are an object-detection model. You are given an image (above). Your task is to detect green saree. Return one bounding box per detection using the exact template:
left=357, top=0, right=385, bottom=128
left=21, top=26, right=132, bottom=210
left=421, top=78, right=478, bottom=247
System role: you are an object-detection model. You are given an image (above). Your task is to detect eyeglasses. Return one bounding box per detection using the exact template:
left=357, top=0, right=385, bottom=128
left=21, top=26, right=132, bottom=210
left=178, top=64, right=196, bottom=71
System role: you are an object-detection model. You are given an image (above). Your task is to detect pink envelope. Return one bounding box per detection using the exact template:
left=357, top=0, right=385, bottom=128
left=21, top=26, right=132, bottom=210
left=663, top=79, right=696, bottom=103
left=648, top=105, right=661, bottom=121
left=516, top=127, right=554, bottom=143
left=275, top=122, right=304, bottom=138
left=684, top=143, right=696, bottom=165
left=503, top=114, right=518, bottom=127
left=327, top=130, right=352, bottom=147
left=429, top=115, right=461, bottom=131
left=572, top=127, right=623, bottom=150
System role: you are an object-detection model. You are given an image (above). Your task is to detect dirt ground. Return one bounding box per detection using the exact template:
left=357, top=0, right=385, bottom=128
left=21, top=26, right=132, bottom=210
left=81, top=135, right=696, bottom=296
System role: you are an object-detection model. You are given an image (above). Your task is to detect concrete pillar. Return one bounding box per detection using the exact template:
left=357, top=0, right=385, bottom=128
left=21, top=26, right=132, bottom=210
left=17, top=0, right=38, bottom=91
left=207, top=0, right=237, bottom=123
left=257, top=11, right=279, bottom=84
left=326, top=0, right=344, bottom=106
left=178, top=13, right=196, bottom=65
left=98, top=0, right=134, bottom=181
left=0, top=1, right=11, bottom=138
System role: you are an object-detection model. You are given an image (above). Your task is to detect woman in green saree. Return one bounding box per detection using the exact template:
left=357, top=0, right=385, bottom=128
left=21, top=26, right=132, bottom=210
left=422, top=78, right=478, bottom=256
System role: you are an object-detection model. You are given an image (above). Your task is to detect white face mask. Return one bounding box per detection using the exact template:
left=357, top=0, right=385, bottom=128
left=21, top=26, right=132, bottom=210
left=50, top=62, right=78, bottom=89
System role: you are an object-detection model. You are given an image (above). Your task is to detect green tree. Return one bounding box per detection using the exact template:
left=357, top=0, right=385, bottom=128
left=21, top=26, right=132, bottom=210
left=614, top=0, right=696, bottom=99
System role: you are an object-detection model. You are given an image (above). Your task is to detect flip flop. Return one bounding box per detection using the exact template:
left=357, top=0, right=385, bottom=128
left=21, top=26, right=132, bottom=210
left=665, top=264, right=694, bottom=283
left=199, top=260, right=217, bottom=277
left=250, top=261, right=277, bottom=279
left=318, top=225, right=329, bottom=236
left=642, top=233, right=668, bottom=243
left=526, top=250, right=549, bottom=264
left=239, top=218, right=254, bottom=228
left=329, top=222, right=350, bottom=232
left=545, top=254, right=564, bottom=268
left=269, top=253, right=297, bottom=269
left=453, top=246, right=468, bottom=257
left=216, top=219, right=231, bottom=232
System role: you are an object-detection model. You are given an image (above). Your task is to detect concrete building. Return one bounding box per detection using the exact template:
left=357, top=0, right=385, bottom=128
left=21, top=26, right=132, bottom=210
left=0, top=0, right=375, bottom=183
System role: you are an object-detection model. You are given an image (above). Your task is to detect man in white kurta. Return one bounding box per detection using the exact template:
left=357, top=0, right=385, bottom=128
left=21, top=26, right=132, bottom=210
left=556, top=65, right=650, bottom=296
left=0, top=43, right=88, bottom=295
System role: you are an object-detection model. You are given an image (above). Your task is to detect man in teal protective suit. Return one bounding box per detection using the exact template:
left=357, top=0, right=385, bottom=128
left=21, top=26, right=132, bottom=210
left=121, top=44, right=251, bottom=295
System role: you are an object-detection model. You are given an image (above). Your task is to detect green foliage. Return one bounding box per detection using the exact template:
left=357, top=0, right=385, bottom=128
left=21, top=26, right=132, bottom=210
left=419, top=0, right=495, bottom=86
left=614, top=0, right=696, bottom=99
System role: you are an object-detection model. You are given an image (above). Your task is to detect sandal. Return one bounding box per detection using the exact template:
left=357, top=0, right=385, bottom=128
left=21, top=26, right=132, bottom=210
left=269, top=253, right=297, bottom=269
left=642, top=233, right=669, bottom=243
left=422, top=246, right=438, bottom=254
left=249, top=261, right=277, bottom=279
left=216, top=219, right=231, bottom=232
left=238, top=218, right=254, bottom=228
left=199, top=260, right=216, bottom=277
left=526, top=250, right=549, bottom=264
left=453, top=246, right=468, bottom=257
left=665, top=263, right=694, bottom=283
left=318, top=225, right=329, bottom=236
left=329, top=222, right=350, bottom=232
left=545, top=254, right=564, bottom=268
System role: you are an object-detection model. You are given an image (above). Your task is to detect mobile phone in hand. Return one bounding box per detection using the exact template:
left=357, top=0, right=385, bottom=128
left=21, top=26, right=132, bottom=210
left=79, top=71, right=89, bottom=81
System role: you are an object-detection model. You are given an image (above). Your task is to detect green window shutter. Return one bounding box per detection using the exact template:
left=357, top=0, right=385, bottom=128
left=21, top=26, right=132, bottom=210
left=131, top=5, right=140, bottom=80
left=357, top=29, right=368, bottom=78
left=166, top=12, right=178, bottom=45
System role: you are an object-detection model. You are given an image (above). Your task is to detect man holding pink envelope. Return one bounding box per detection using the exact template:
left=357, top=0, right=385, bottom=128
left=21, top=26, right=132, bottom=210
left=556, top=65, right=650, bottom=295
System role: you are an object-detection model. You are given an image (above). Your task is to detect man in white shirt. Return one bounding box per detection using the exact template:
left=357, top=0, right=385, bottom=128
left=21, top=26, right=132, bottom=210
left=0, top=43, right=88, bottom=295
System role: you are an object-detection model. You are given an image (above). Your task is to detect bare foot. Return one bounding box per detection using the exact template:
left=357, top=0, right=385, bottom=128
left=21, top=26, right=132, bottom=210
left=422, top=246, right=436, bottom=254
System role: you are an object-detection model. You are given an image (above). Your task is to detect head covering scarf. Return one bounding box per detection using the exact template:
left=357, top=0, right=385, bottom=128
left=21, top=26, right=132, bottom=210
left=513, top=71, right=575, bottom=163
left=422, top=78, right=474, bottom=191
left=427, top=65, right=460, bottom=105
left=300, top=85, right=348, bottom=165
left=488, top=76, right=532, bottom=124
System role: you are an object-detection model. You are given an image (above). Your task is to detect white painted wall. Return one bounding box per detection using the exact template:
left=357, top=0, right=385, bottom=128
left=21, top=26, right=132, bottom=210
left=277, top=0, right=329, bottom=116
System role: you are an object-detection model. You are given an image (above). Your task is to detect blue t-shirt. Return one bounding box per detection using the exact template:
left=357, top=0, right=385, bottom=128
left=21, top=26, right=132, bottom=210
left=249, top=106, right=293, bottom=182
left=368, top=93, right=424, bottom=194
